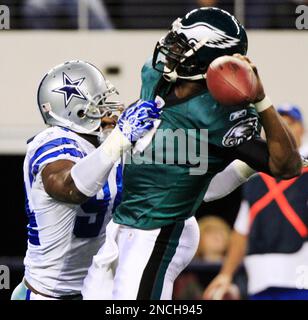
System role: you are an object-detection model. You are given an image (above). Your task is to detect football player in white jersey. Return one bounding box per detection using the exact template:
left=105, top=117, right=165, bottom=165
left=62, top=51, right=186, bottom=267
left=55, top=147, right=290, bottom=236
left=11, top=60, right=162, bottom=300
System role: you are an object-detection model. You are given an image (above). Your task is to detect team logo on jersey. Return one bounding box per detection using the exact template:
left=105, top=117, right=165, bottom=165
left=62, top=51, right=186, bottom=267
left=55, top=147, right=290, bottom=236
left=179, top=22, right=240, bottom=49
left=222, top=117, right=258, bottom=147
left=53, top=72, right=86, bottom=107
left=229, top=109, right=247, bottom=121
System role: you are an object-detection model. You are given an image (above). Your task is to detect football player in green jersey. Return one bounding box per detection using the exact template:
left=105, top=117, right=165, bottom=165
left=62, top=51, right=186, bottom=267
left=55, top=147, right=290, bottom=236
left=82, top=7, right=302, bottom=300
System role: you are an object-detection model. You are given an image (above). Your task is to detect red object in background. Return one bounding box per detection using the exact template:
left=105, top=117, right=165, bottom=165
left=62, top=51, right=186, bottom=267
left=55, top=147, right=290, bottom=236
left=206, top=55, right=258, bottom=106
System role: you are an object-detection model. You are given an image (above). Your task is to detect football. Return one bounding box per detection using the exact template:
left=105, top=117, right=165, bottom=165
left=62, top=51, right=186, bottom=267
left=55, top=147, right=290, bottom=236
left=206, top=55, right=259, bottom=106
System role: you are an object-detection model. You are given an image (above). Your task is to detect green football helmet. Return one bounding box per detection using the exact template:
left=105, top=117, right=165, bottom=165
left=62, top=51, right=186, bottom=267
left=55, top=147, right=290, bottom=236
left=153, top=7, right=248, bottom=82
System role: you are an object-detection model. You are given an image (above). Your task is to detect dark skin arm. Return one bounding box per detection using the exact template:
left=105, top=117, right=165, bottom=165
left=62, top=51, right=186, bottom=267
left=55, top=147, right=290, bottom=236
left=173, top=57, right=301, bottom=179
left=234, top=54, right=302, bottom=179
left=41, top=117, right=118, bottom=205
left=258, top=106, right=301, bottom=178
left=41, top=160, right=88, bottom=204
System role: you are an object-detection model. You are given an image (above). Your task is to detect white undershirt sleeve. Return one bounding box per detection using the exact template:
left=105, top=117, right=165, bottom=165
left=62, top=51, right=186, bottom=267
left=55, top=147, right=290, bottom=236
left=234, top=200, right=250, bottom=236
left=71, top=126, right=131, bottom=197
left=203, top=160, right=256, bottom=202
left=70, top=147, right=114, bottom=197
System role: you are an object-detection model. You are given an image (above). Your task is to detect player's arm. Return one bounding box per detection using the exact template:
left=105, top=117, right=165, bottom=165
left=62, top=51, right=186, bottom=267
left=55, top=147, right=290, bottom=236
left=42, top=100, right=162, bottom=204
left=226, top=133, right=301, bottom=179
left=257, top=106, right=301, bottom=178
left=42, top=160, right=88, bottom=204
left=42, top=127, right=131, bottom=204
left=203, top=160, right=255, bottom=202
left=227, top=117, right=302, bottom=179
left=233, top=55, right=302, bottom=179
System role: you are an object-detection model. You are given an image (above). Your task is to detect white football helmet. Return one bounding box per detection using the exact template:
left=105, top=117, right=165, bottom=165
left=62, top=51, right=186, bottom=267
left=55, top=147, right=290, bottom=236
left=37, top=60, right=122, bottom=135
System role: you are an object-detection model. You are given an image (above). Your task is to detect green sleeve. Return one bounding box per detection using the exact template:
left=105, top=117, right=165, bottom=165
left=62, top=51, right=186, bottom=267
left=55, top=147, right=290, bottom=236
left=140, top=57, right=161, bottom=101
left=207, top=104, right=261, bottom=148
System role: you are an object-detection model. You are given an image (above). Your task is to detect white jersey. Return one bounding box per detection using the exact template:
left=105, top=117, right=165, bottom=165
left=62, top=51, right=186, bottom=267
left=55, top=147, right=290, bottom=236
left=23, top=126, right=122, bottom=297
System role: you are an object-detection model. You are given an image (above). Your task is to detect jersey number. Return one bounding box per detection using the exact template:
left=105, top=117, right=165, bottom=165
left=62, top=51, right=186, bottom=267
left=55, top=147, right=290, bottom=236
left=73, top=183, right=111, bottom=238
left=73, top=164, right=122, bottom=238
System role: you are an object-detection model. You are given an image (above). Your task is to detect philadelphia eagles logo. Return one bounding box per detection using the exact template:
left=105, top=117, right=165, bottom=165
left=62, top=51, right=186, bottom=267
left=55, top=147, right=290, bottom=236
left=222, top=117, right=259, bottom=147
left=177, top=21, right=240, bottom=49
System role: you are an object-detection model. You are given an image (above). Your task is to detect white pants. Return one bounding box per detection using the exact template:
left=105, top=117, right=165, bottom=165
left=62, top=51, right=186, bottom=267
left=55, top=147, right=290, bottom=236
left=82, top=216, right=200, bottom=300
left=11, top=281, right=57, bottom=300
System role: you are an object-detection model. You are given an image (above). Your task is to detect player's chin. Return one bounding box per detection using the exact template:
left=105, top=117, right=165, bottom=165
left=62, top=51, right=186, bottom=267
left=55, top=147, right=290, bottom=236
left=101, top=123, right=116, bottom=130
left=101, top=116, right=117, bottom=129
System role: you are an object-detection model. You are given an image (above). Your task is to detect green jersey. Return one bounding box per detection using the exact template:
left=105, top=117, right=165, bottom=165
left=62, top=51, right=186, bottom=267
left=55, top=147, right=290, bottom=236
left=113, top=59, right=260, bottom=229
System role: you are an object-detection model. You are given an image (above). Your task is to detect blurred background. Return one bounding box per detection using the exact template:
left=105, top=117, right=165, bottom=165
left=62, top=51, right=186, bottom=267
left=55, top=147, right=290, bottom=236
left=0, top=0, right=307, bottom=300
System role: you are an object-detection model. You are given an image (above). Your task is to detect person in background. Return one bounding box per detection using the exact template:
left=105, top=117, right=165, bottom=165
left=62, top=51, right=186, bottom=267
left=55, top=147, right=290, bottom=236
left=22, top=0, right=113, bottom=29
left=245, top=0, right=300, bottom=29
left=204, top=104, right=308, bottom=300
left=198, top=0, right=302, bottom=29
left=173, top=215, right=244, bottom=300
left=278, top=104, right=307, bottom=157
left=196, top=216, right=231, bottom=263
left=196, top=0, right=234, bottom=15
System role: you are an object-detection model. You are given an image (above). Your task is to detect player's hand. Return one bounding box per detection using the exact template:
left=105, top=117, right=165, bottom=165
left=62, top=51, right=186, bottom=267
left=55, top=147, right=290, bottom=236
left=233, top=53, right=266, bottom=103
left=117, top=100, right=162, bottom=143
left=203, top=273, right=232, bottom=300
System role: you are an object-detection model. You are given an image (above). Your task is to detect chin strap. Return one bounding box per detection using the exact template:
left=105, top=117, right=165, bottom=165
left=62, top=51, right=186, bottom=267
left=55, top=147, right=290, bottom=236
left=163, top=69, right=207, bottom=82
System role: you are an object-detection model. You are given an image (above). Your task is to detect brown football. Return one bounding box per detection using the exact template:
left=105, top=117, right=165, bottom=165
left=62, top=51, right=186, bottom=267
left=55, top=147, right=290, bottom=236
left=206, top=55, right=258, bottom=106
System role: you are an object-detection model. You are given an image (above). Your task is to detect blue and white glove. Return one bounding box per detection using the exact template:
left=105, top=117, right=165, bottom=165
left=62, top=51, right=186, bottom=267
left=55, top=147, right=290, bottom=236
left=117, top=100, right=162, bottom=143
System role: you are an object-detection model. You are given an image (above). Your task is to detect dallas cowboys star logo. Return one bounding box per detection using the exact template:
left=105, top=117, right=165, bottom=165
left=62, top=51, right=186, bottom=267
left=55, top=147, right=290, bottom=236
left=53, top=73, right=86, bottom=107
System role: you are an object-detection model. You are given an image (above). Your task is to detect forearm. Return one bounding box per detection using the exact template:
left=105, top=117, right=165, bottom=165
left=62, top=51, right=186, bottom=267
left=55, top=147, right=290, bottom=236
left=44, top=127, right=131, bottom=204
left=204, top=160, right=255, bottom=202
left=44, top=164, right=89, bottom=204
left=257, top=103, right=301, bottom=178
left=70, top=126, right=130, bottom=198
left=220, top=231, right=247, bottom=278
left=43, top=153, right=114, bottom=205
left=230, top=55, right=301, bottom=178
left=43, top=100, right=161, bottom=204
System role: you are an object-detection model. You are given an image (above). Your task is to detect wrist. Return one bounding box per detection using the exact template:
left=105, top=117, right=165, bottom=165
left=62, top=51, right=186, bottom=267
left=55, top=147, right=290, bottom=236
left=254, top=95, right=272, bottom=113
left=101, top=125, right=131, bottom=162
left=71, top=146, right=115, bottom=197
left=220, top=270, right=234, bottom=280
left=233, top=160, right=256, bottom=180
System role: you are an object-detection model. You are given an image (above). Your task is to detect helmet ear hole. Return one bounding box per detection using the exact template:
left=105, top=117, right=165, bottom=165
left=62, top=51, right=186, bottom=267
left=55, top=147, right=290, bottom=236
left=77, top=110, right=85, bottom=118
